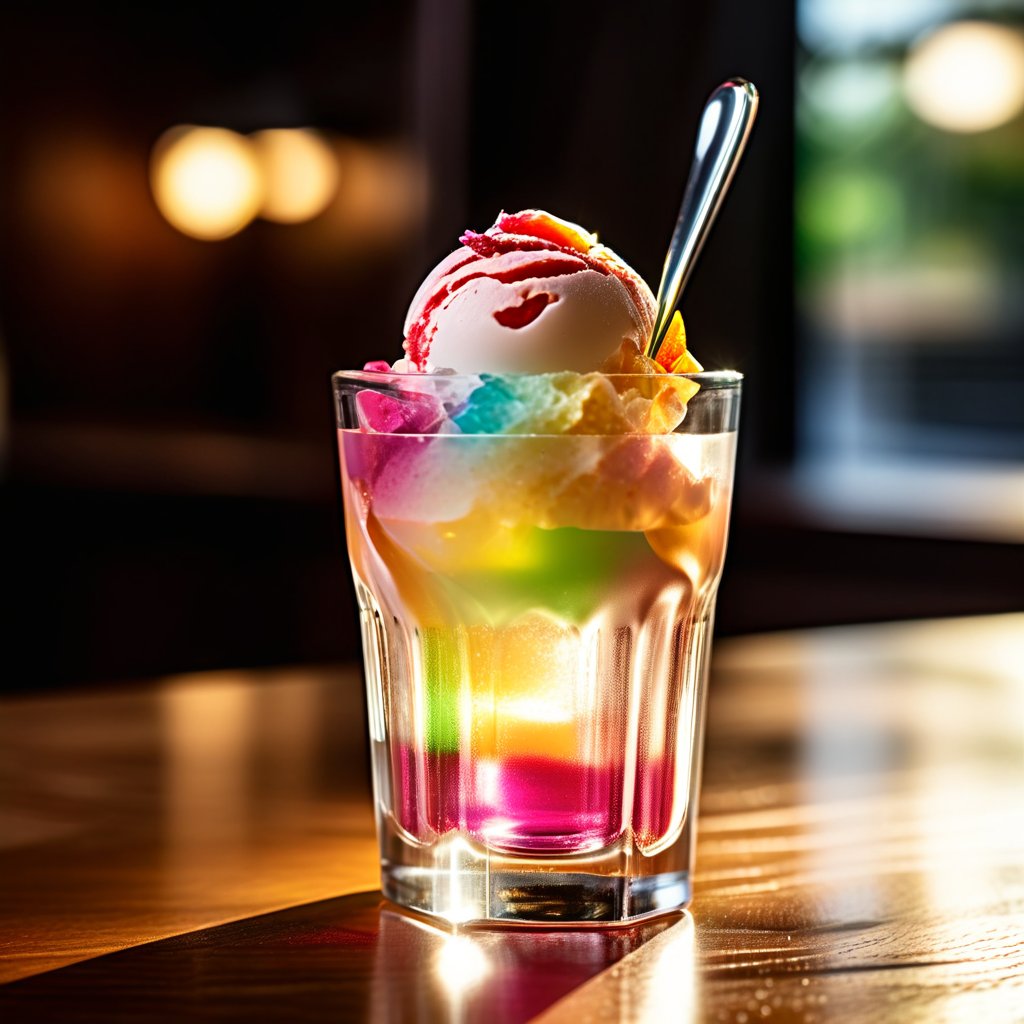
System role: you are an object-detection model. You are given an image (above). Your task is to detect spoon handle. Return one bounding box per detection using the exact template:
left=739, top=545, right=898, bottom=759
left=647, top=78, right=759, bottom=360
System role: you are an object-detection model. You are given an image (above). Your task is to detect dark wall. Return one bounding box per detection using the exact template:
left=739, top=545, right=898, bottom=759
left=2, top=3, right=1020, bottom=692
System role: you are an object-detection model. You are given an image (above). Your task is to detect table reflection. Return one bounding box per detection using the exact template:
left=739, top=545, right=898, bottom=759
left=370, top=905, right=686, bottom=1023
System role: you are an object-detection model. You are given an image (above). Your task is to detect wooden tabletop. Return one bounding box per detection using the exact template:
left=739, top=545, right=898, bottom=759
left=2, top=614, right=1022, bottom=1022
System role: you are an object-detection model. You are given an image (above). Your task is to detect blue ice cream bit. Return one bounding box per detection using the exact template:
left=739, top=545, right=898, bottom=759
left=452, top=375, right=533, bottom=434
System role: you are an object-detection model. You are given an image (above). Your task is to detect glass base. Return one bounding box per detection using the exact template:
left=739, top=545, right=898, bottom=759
left=380, top=833, right=692, bottom=926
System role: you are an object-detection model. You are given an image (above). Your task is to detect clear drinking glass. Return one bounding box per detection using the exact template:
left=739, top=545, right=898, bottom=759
left=333, top=368, right=741, bottom=925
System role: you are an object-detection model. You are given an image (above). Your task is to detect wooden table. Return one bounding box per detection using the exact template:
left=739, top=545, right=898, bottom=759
left=2, top=615, right=1022, bottom=1022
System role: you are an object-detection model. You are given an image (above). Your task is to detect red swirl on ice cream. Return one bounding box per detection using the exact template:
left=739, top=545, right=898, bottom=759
left=403, top=210, right=661, bottom=374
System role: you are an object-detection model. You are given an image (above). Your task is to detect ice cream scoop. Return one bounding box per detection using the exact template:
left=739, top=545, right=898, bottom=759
left=402, top=210, right=658, bottom=374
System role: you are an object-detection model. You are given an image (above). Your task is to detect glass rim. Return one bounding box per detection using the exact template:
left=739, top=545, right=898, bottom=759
left=332, top=369, right=743, bottom=389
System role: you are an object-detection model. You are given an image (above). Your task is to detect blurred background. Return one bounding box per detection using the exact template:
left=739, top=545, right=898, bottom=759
left=2, top=1, right=1021, bottom=692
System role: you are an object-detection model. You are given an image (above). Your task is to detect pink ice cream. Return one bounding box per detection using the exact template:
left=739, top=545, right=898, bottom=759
left=402, top=210, right=657, bottom=374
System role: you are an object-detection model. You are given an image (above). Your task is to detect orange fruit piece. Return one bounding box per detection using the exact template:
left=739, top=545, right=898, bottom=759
left=654, top=311, right=702, bottom=373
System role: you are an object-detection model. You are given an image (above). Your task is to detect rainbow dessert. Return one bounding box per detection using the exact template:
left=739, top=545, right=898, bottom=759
left=335, top=210, right=739, bottom=920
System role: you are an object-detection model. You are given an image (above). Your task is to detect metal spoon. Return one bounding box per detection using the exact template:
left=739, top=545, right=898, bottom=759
left=647, top=78, right=760, bottom=361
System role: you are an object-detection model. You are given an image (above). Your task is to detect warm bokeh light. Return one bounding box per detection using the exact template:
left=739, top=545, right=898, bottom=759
left=320, top=140, right=428, bottom=254
left=251, top=128, right=339, bottom=224
left=151, top=126, right=263, bottom=240
left=904, top=21, right=1024, bottom=133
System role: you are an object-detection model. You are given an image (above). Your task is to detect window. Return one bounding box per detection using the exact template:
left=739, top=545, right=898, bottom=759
left=795, top=0, right=1024, bottom=539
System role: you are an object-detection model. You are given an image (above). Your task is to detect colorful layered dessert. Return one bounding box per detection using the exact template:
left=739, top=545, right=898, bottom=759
left=336, top=210, right=735, bottom=872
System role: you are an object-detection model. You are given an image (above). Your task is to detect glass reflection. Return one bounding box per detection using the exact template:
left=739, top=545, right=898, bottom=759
left=435, top=934, right=491, bottom=998
left=369, top=905, right=675, bottom=1023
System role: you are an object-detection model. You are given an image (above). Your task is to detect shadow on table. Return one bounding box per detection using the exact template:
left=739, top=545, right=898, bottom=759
left=0, top=891, right=678, bottom=1023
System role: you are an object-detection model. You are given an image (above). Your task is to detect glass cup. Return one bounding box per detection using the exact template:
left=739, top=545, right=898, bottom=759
left=333, top=368, right=741, bottom=925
